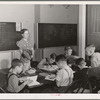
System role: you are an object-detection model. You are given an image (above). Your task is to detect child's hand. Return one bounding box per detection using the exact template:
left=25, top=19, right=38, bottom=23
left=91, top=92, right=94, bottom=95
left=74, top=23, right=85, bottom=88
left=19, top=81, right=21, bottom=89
left=98, top=90, right=100, bottom=93
left=73, top=71, right=76, bottom=73
left=88, top=66, right=91, bottom=68
left=48, top=74, right=56, bottom=79
left=31, top=56, right=34, bottom=61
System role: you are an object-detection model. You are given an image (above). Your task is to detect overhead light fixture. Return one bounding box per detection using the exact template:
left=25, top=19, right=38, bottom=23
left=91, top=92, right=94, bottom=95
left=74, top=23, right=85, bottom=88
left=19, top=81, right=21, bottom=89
left=49, top=5, right=71, bottom=9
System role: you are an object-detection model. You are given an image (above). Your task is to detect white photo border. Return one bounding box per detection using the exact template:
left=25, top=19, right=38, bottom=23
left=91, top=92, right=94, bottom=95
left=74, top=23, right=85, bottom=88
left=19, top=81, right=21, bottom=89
left=0, top=1, right=100, bottom=99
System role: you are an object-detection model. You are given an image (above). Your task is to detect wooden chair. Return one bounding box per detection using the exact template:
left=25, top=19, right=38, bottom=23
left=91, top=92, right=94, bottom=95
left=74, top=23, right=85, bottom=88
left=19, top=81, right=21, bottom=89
left=0, top=87, right=6, bottom=93
left=0, top=68, right=9, bottom=93
left=87, top=67, right=100, bottom=93
left=65, top=78, right=92, bottom=93
left=88, top=76, right=100, bottom=93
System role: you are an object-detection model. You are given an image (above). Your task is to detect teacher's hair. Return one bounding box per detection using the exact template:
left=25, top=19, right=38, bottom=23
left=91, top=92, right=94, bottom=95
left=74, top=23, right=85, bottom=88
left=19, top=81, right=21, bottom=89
left=20, top=28, right=28, bottom=35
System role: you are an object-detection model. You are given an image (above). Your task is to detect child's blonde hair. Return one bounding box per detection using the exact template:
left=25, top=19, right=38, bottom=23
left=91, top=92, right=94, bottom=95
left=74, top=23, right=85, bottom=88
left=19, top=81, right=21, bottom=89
left=85, top=44, right=95, bottom=52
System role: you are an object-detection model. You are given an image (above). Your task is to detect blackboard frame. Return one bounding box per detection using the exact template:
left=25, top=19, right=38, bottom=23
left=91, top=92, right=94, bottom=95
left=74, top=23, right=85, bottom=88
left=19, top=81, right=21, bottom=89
left=38, top=23, right=77, bottom=48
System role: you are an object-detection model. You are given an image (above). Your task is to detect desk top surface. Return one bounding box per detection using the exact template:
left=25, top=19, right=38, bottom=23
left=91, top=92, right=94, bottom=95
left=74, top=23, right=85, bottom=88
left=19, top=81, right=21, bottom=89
left=25, top=69, right=56, bottom=88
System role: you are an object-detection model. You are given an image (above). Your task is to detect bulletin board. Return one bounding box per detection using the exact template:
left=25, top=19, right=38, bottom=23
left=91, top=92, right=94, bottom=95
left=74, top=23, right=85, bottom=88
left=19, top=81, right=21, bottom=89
left=38, top=23, right=77, bottom=48
left=0, top=22, right=22, bottom=51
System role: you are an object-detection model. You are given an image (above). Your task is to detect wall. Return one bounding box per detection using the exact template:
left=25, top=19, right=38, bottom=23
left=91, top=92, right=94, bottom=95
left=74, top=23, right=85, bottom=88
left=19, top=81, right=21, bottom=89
left=0, top=4, right=35, bottom=69
left=40, top=5, right=79, bottom=23
left=87, top=5, right=100, bottom=51
left=0, top=4, right=80, bottom=68
left=35, top=5, right=79, bottom=59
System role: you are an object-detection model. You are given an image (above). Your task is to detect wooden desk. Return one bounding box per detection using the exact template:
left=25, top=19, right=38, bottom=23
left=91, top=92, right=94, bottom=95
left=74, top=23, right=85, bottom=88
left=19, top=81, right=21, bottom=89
left=27, top=74, right=55, bottom=88
left=25, top=70, right=56, bottom=93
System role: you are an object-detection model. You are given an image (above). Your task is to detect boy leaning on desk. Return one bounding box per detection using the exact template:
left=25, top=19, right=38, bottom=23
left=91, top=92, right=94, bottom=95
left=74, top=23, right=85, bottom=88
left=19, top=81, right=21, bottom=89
left=45, top=54, right=74, bottom=93
left=37, top=53, right=57, bottom=69
left=54, top=54, right=73, bottom=93
left=7, top=59, right=32, bottom=93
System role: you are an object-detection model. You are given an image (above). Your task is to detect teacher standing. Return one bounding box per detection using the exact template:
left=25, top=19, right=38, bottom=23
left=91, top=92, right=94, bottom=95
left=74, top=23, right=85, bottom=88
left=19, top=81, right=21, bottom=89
left=16, top=28, right=34, bottom=60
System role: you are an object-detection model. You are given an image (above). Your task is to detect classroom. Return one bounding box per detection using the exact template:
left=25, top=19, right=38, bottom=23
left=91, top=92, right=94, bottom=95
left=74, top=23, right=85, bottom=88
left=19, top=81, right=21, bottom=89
left=0, top=3, right=99, bottom=94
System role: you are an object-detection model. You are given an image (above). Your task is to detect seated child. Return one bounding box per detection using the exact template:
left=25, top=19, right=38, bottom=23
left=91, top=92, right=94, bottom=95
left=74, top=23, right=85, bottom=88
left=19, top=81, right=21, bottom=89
left=20, top=50, right=36, bottom=75
left=64, top=46, right=79, bottom=67
left=7, top=59, right=32, bottom=93
left=55, top=54, right=73, bottom=93
left=85, top=44, right=100, bottom=68
left=64, top=46, right=73, bottom=59
left=37, top=53, right=57, bottom=69
left=64, top=46, right=79, bottom=58
left=74, top=58, right=89, bottom=81
left=85, top=45, right=100, bottom=81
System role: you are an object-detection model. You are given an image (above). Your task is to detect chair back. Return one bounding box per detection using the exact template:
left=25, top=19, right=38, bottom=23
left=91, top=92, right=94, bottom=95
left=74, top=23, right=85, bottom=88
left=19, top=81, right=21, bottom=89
left=0, top=87, right=6, bottom=93
left=65, top=77, right=93, bottom=93
left=0, top=68, right=9, bottom=93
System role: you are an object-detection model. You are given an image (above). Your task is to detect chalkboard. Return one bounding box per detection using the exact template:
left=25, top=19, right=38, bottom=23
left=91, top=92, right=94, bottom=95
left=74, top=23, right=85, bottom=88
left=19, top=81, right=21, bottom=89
left=38, top=23, right=77, bottom=48
left=0, top=22, right=22, bottom=51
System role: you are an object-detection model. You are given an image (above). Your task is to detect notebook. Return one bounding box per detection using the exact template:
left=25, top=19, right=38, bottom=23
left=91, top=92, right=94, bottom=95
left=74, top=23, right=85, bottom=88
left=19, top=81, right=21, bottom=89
left=27, top=75, right=40, bottom=86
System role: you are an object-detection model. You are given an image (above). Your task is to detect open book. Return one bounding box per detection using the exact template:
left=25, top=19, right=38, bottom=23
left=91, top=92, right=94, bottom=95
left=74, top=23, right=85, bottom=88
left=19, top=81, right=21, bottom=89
left=27, top=75, right=40, bottom=87
left=45, top=74, right=56, bottom=81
